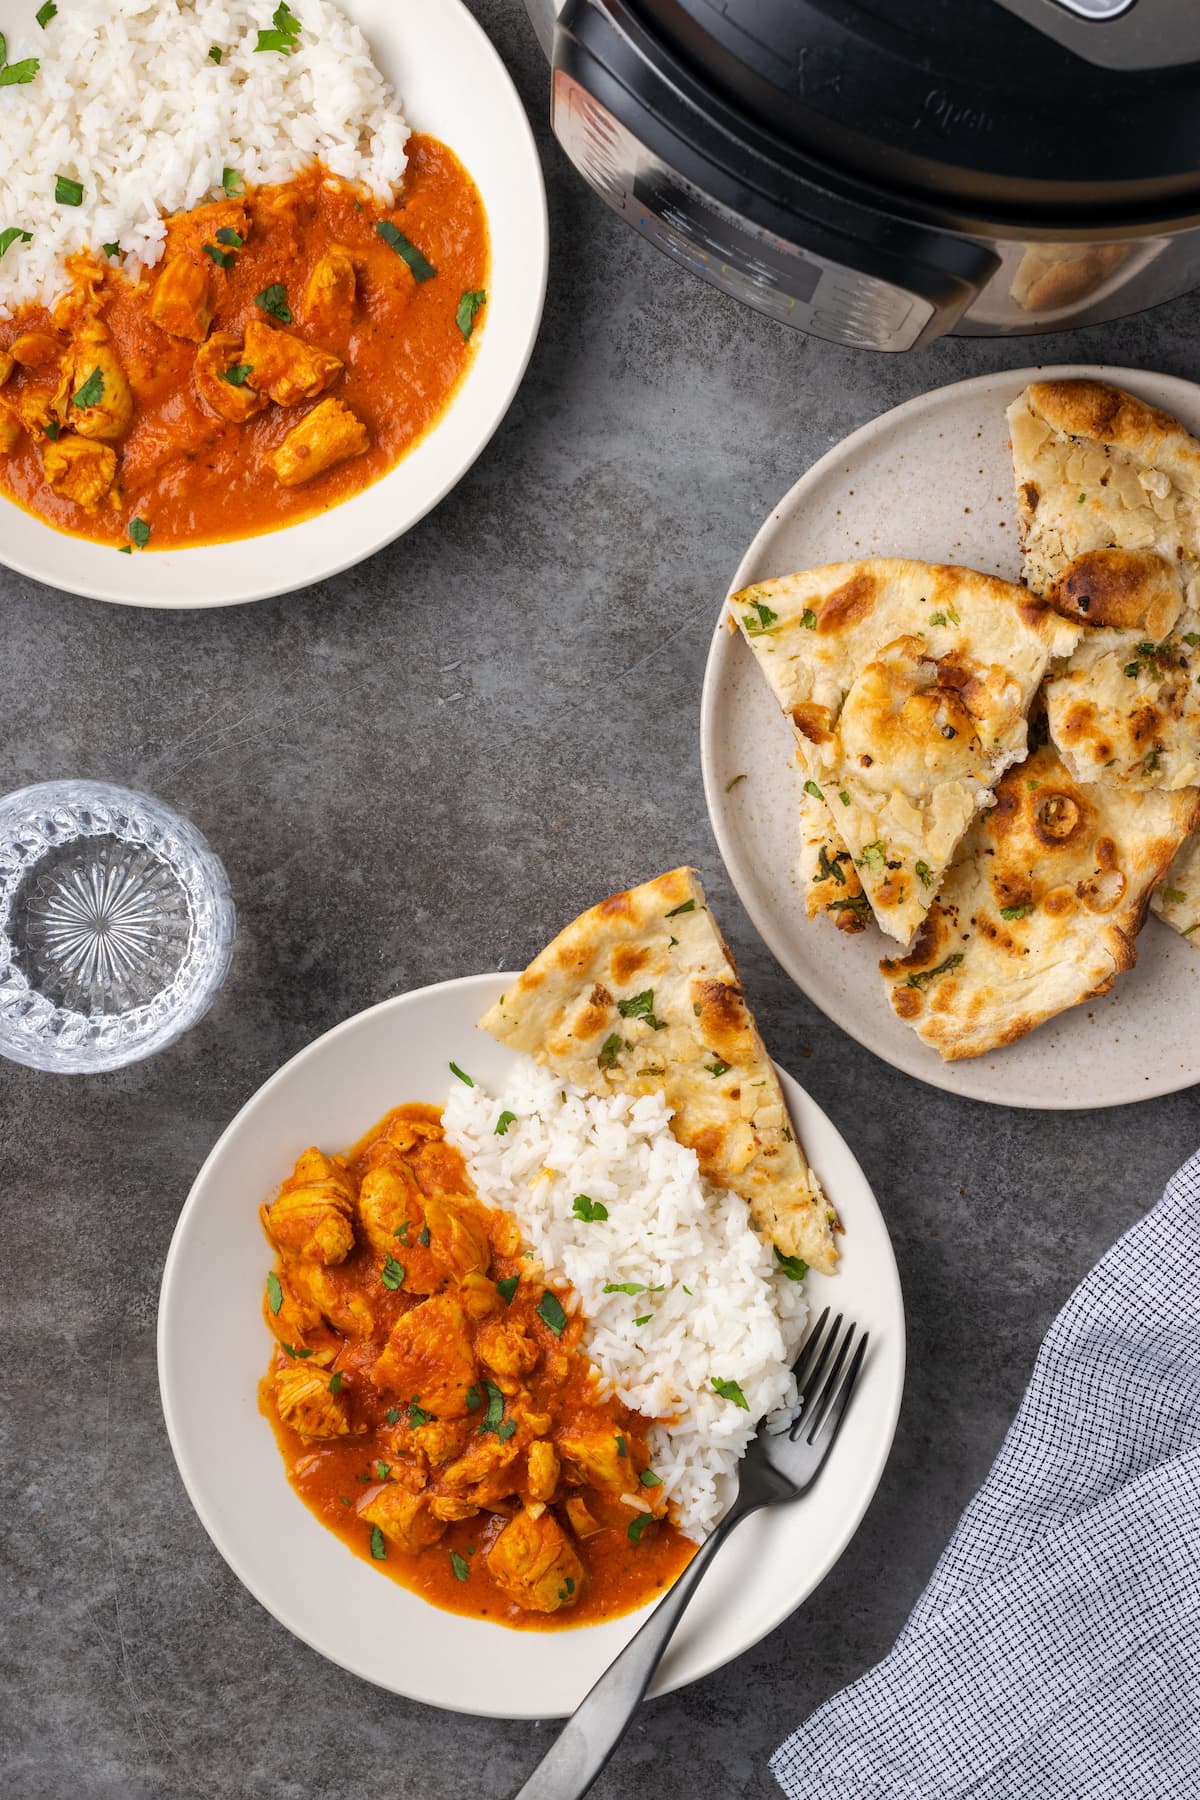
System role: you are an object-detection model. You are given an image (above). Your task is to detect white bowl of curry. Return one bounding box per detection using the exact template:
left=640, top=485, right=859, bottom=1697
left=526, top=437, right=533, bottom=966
left=157, top=973, right=905, bottom=1717
left=0, top=0, right=547, bottom=606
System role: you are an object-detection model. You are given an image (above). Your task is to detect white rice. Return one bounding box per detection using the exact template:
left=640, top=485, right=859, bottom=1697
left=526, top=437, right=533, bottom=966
left=0, top=0, right=409, bottom=316
left=444, top=1061, right=808, bottom=1542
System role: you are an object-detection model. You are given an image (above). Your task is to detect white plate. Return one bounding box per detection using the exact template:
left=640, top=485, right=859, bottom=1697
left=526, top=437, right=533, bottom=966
left=158, top=972, right=905, bottom=1717
left=0, top=0, right=547, bottom=608
left=701, top=364, right=1200, bottom=1111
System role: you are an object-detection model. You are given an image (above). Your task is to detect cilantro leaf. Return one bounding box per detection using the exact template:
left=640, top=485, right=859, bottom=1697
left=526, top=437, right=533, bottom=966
left=375, top=219, right=437, bottom=282
left=711, top=1376, right=749, bottom=1409
left=537, top=1291, right=567, bottom=1336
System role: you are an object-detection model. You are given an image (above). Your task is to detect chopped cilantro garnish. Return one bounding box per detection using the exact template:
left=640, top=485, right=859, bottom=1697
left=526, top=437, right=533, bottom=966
left=208, top=44, right=223, bottom=62
left=394, top=1221, right=410, bottom=1244
left=465, top=1386, right=480, bottom=1412
left=927, top=611, right=947, bottom=627
left=617, top=988, right=666, bottom=1029
left=603, top=1281, right=642, bottom=1296
left=407, top=1398, right=432, bottom=1429
left=266, top=1271, right=283, bottom=1314
left=214, top=225, right=243, bottom=248
left=828, top=893, right=871, bottom=915
left=280, top=1343, right=312, bottom=1359
left=1144, top=748, right=1162, bottom=776
left=385, top=1407, right=400, bottom=1425
left=222, top=166, right=244, bottom=197
left=381, top=1254, right=405, bottom=1291
left=203, top=243, right=235, bottom=270
left=375, top=219, right=437, bottom=282
left=634, top=1313, right=652, bottom=1326
left=1, top=57, right=40, bottom=88
left=741, top=598, right=778, bottom=636
left=915, top=860, right=932, bottom=888
left=839, top=790, right=850, bottom=806
left=494, top=1109, right=516, bottom=1136
left=219, top=363, right=252, bottom=387
left=1162, top=887, right=1187, bottom=905
left=597, top=1032, right=623, bottom=1070
left=449, top=1061, right=473, bottom=1086
left=616, top=1433, right=627, bottom=1456
left=627, top=1513, right=652, bottom=1544
left=0, top=227, right=32, bottom=260
left=773, top=1246, right=808, bottom=1281
left=803, top=780, right=823, bottom=801
left=859, top=841, right=886, bottom=872
left=480, top=1379, right=505, bottom=1434
left=496, top=1275, right=519, bottom=1304
left=36, top=2, right=57, bottom=25
left=456, top=288, right=486, bottom=339
left=537, top=1291, right=567, bottom=1336
left=450, top=1550, right=470, bottom=1582
left=572, top=1194, right=608, bottom=1222
left=816, top=845, right=845, bottom=885
left=1000, top=904, right=1033, bottom=920
left=127, top=518, right=151, bottom=550
left=256, top=1, right=302, bottom=54
left=704, top=1060, right=731, bottom=1077
left=369, top=1524, right=387, bottom=1560
left=906, top=953, right=964, bottom=991
left=375, top=1461, right=390, bottom=1480
left=800, top=608, right=817, bottom=630
left=254, top=282, right=292, bottom=322
left=639, top=1469, right=662, bottom=1488
left=102, top=242, right=119, bottom=259
left=711, top=1376, right=749, bottom=1409
left=665, top=898, right=695, bottom=917
left=418, top=1225, right=431, bottom=1248
left=71, top=366, right=104, bottom=409
left=328, top=1371, right=343, bottom=1394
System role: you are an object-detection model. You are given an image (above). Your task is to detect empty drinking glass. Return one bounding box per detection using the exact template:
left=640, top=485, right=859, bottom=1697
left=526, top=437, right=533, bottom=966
left=0, top=780, right=235, bottom=1073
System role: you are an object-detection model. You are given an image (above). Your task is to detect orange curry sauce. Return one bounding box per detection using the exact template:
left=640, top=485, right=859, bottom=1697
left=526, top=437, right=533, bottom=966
left=0, top=134, right=487, bottom=547
left=258, top=1104, right=694, bottom=1632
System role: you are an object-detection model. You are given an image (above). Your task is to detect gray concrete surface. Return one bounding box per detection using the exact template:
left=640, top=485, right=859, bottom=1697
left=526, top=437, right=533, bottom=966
left=3, top=6, right=1199, bottom=1795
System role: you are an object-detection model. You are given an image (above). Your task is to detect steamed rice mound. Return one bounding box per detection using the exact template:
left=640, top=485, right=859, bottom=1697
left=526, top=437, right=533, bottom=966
left=444, top=1061, right=808, bottom=1542
left=0, top=0, right=409, bottom=316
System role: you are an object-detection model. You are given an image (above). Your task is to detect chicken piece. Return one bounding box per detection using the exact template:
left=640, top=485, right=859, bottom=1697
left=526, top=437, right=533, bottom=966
left=242, top=319, right=342, bottom=407
left=565, top=1496, right=604, bottom=1540
left=487, top=1509, right=584, bottom=1614
left=357, top=1483, right=446, bottom=1554
left=0, top=351, right=11, bottom=388
left=268, top=397, right=368, bottom=487
left=261, top=1148, right=357, bottom=1264
left=0, top=406, right=21, bottom=455
left=459, top=1272, right=501, bottom=1322
left=303, top=245, right=357, bottom=341
left=149, top=257, right=214, bottom=343
left=286, top=1260, right=374, bottom=1340
left=58, top=325, right=133, bottom=442
left=438, top=1432, right=523, bottom=1508
left=160, top=198, right=251, bottom=269
left=427, top=1493, right=480, bottom=1524
left=410, top=1417, right=471, bottom=1467
left=193, top=330, right=268, bottom=424
left=476, top=1315, right=539, bottom=1383
left=10, top=331, right=64, bottom=373
left=357, top=1161, right=438, bottom=1292
left=414, top=1138, right=474, bottom=1197
left=372, top=1293, right=478, bottom=1418
left=377, top=1108, right=442, bottom=1155
left=262, top=1267, right=338, bottom=1365
left=14, top=385, right=56, bottom=442
left=526, top=1440, right=560, bottom=1504
left=556, top=1421, right=630, bottom=1496
left=424, top=1195, right=491, bottom=1285
left=274, top=1359, right=353, bottom=1440
left=261, top=1180, right=355, bottom=1264
left=42, top=435, right=117, bottom=510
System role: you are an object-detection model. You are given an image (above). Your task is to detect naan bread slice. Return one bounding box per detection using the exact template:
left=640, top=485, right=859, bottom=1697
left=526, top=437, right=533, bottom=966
left=1009, top=379, right=1200, bottom=792
left=479, top=867, right=838, bottom=1273
left=1152, top=832, right=1200, bottom=943
left=878, top=743, right=1200, bottom=1059
left=797, top=789, right=868, bottom=932
left=730, top=559, right=1078, bottom=945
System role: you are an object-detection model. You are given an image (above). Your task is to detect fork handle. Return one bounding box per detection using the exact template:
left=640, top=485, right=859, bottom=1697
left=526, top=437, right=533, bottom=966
left=512, top=1495, right=762, bottom=1800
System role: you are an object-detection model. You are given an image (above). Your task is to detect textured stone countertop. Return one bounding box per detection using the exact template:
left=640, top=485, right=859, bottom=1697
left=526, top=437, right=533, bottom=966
left=3, top=6, right=1199, bottom=1796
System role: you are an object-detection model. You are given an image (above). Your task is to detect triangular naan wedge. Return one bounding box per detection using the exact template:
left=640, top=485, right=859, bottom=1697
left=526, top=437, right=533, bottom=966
left=479, top=867, right=838, bottom=1274
left=730, top=559, right=1078, bottom=945
left=878, top=743, right=1200, bottom=1059
left=1008, top=378, right=1200, bottom=934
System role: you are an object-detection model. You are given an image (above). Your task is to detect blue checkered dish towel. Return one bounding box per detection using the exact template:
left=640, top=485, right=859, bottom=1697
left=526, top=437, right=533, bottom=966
left=773, top=1150, right=1200, bottom=1800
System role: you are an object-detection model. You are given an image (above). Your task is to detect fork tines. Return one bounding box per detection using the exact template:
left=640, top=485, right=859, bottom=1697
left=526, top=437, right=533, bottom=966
left=789, top=1308, right=869, bottom=1447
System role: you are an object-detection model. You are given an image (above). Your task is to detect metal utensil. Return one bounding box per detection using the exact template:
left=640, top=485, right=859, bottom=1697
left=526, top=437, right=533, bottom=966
left=513, top=1308, right=869, bottom=1800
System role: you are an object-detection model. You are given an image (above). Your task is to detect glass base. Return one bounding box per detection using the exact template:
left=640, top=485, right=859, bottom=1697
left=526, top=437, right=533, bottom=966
left=0, top=781, right=235, bottom=1074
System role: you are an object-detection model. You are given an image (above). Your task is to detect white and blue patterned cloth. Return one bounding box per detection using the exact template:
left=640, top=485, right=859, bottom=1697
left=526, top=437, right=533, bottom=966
left=773, top=1150, right=1200, bottom=1800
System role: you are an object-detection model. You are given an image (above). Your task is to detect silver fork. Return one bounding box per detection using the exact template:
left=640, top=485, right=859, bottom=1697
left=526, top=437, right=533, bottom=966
left=513, top=1308, right=869, bottom=1800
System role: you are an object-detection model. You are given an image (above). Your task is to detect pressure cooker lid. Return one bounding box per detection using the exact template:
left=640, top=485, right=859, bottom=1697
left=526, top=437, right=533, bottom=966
left=637, top=0, right=1200, bottom=223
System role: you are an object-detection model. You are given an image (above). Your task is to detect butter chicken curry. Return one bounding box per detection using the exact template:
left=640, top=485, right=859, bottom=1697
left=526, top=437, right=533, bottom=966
left=0, top=135, right=487, bottom=548
left=259, top=1104, right=694, bottom=1629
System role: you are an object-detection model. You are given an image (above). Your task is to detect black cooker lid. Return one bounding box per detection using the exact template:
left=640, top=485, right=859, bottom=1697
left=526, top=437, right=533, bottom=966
left=637, top=0, right=1200, bottom=225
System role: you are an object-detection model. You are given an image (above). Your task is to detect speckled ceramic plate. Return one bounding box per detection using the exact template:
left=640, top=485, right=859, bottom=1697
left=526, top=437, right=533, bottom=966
left=701, top=364, right=1200, bottom=1110
left=0, top=0, right=547, bottom=608
left=158, top=973, right=905, bottom=1717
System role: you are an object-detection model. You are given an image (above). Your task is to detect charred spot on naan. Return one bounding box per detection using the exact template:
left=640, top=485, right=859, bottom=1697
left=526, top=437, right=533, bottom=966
left=691, top=977, right=753, bottom=1064
left=1047, top=547, right=1183, bottom=636
left=815, top=571, right=878, bottom=633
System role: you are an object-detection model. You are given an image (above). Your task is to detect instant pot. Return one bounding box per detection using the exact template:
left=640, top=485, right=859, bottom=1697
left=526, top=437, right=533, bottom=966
left=523, top=0, right=1200, bottom=347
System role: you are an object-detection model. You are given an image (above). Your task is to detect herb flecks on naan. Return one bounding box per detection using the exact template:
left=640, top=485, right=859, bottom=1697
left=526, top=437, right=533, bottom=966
left=1152, top=832, right=1200, bottom=942
left=1009, top=379, right=1200, bottom=794
left=731, top=559, right=1078, bottom=945
left=878, top=744, right=1200, bottom=1059
left=479, top=868, right=838, bottom=1274
left=798, top=789, right=868, bottom=933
